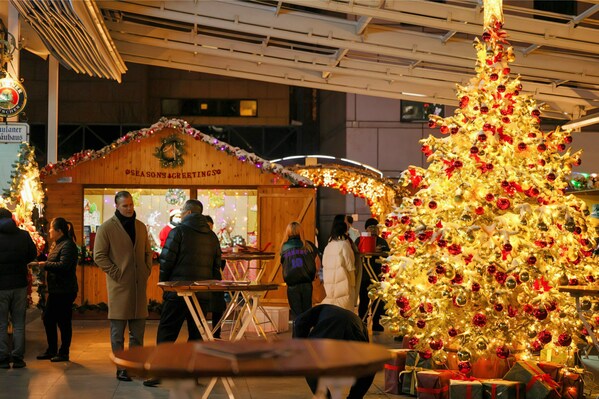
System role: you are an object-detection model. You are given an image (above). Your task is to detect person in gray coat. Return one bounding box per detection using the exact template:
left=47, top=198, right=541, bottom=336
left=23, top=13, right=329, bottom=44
left=93, top=191, right=152, bottom=382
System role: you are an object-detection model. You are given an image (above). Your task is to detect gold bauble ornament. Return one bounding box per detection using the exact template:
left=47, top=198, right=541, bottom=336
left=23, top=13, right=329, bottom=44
left=581, top=299, right=592, bottom=311
left=559, top=312, right=567, bottom=318
left=519, top=271, right=530, bottom=283
left=537, top=221, right=548, bottom=231
left=445, top=266, right=456, bottom=280
left=505, top=276, right=518, bottom=289
left=528, top=329, right=537, bottom=339
left=558, top=274, right=569, bottom=286
left=455, top=293, right=468, bottom=307
left=476, top=339, right=488, bottom=350
left=457, top=349, right=472, bottom=361
left=498, top=322, right=509, bottom=331
left=433, top=351, right=448, bottom=366
left=442, top=290, right=452, bottom=298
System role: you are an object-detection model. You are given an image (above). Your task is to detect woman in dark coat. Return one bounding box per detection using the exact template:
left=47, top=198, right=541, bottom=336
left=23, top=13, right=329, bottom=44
left=35, top=217, right=79, bottom=362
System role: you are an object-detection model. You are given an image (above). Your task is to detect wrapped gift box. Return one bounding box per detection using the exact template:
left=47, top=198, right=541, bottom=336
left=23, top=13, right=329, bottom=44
left=401, top=351, right=433, bottom=396
left=503, top=360, right=560, bottom=399
left=416, top=370, right=458, bottom=399
left=536, top=362, right=563, bottom=382
left=245, top=306, right=289, bottom=333
left=384, top=349, right=410, bottom=394
left=560, top=370, right=584, bottom=399
left=481, top=379, right=522, bottom=399
left=539, top=347, right=573, bottom=366
left=449, top=379, right=483, bottom=399
left=447, top=352, right=513, bottom=379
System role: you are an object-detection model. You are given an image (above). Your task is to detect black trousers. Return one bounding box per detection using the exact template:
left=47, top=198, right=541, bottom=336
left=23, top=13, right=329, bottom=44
left=42, top=292, right=77, bottom=355
left=287, top=282, right=313, bottom=318
left=157, top=294, right=204, bottom=343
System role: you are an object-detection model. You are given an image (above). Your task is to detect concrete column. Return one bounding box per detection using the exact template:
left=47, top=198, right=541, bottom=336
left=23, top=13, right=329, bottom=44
left=47, top=56, right=59, bottom=164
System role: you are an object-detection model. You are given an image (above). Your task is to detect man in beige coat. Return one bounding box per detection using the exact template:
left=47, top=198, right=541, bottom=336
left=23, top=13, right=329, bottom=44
left=93, top=191, right=152, bottom=382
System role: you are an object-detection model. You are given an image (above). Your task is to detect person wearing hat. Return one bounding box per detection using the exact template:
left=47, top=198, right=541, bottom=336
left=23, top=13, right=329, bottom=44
left=159, top=209, right=181, bottom=248
left=356, top=218, right=389, bottom=332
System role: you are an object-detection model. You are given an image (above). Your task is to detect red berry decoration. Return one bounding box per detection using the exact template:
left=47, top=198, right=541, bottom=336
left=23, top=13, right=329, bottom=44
left=546, top=173, right=556, bottom=182
left=503, top=68, right=510, bottom=74
left=523, top=304, right=534, bottom=314
left=487, top=264, right=497, bottom=274
left=557, top=143, right=566, bottom=151
left=401, top=216, right=411, bottom=225
left=450, top=127, right=459, bottom=134
left=532, top=109, right=541, bottom=116
left=557, top=333, right=572, bottom=347
left=531, top=340, right=543, bottom=352
left=470, top=146, right=479, bottom=154
left=490, top=73, right=499, bottom=81
left=475, top=207, right=484, bottom=215
left=413, top=198, right=423, bottom=206
left=480, top=106, right=489, bottom=114
left=497, top=85, right=506, bottom=93
left=448, top=244, right=462, bottom=255
left=527, top=256, right=537, bottom=265
left=428, top=275, right=438, bottom=284
left=440, top=126, right=449, bottom=134
left=478, top=133, right=487, bottom=142
left=517, top=142, right=527, bottom=151
left=396, top=296, right=410, bottom=309
left=537, top=143, right=547, bottom=152
left=496, top=345, right=510, bottom=359
left=437, top=239, right=447, bottom=248
left=485, top=193, right=495, bottom=202
left=436, top=264, right=446, bottom=274
left=408, top=337, right=419, bottom=348
left=494, top=303, right=504, bottom=312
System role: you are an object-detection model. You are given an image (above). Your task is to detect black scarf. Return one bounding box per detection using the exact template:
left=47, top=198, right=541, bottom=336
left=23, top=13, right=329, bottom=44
left=115, top=210, right=136, bottom=244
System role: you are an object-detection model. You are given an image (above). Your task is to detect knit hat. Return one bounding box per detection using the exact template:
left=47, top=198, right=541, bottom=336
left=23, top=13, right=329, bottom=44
left=364, top=218, right=379, bottom=229
left=169, top=209, right=181, bottom=217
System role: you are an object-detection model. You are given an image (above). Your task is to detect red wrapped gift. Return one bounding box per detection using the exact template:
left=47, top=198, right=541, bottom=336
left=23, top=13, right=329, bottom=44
left=447, top=351, right=513, bottom=378
left=416, top=370, right=458, bottom=399
left=504, top=360, right=560, bottom=399
left=384, top=349, right=410, bottom=394
left=449, top=379, right=483, bottom=399
left=560, top=370, right=584, bottom=399
left=400, top=351, right=433, bottom=396
left=537, top=362, right=564, bottom=383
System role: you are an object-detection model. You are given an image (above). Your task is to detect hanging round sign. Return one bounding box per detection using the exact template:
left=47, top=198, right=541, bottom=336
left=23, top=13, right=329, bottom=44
left=0, top=77, right=27, bottom=118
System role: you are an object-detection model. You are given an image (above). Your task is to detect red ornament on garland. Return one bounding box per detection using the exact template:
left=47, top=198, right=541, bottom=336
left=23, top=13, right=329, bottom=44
left=496, top=345, right=510, bottom=359
left=458, top=361, right=472, bottom=374
left=538, top=330, right=552, bottom=344
left=557, top=333, right=572, bottom=347
left=472, top=313, right=487, bottom=327
left=497, top=198, right=511, bottom=210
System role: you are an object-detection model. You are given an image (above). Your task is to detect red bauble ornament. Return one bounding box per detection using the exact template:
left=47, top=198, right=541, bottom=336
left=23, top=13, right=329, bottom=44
left=538, top=330, right=552, bottom=344
left=475, top=207, right=484, bottom=215
left=448, top=327, right=458, bottom=337
left=523, top=304, right=534, bottom=314
left=502, top=243, right=512, bottom=252
left=482, top=31, right=491, bottom=41
left=430, top=339, right=444, bottom=351
left=527, top=256, right=537, bottom=265
left=557, top=333, right=572, bottom=347
left=502, top=117, right=510, bottom=124
left=537, top=143, right=547, bottom=152
left=440, top=126, right=449, bottom=134
left=428, top=275, right=438, bottom=284
left=404, top=231, right=416, bottom=242
left=406, top=246, right=416, bottom=255
left=472, top=313, right=487, bottom=327
left=429, top=201, right=438, bottom=209
left=534, top=308, right=548, bottom=320
left=490, top=73, right=499, bottom=81
left=564, top=135, right=573, bottom=143
left=532, top=109, right=541, bottom=116
left=497, top=85, right=506, bottom=93
left=454, top=160, right=463, bottom=168
left=485, top=193, right=495, bottom=202
left=531, top=340, right=543, bottom=352
left=503, top=68, right=510, bottom=75
left=451, top=273, right=464, bottom=285
left=557, top=143, right=566, bottom=151
left=528, top=132, right=537, bottom=138
left=546, top=173, right=556, bottom=182
left=494, top=303, right=504, bottom=312
left=396, top=296, right=410, bottom=309
left=470, top=146, right=479, bottom=154
left=486, top=163, right=494, bottom=171
left=381, top=265, right=389, bottom=274
left=408, top=337, right=419, bottom=348
left=471, top=282, right=481, bottom=292
left=447, top=244, right=462, bottom=255
left=517, top=142, right=527, bottom=151
left=416, top=319, right=426, bottom=329
left=435, top=264, right=446, bottom=274
left=496, top=345, right=510, bottom=359
left=420, top=350, right=433, bottom=359
left=437, top=239, right=447, bottom=248
left=450, top=127, right=459, bottom=134
left=487, top=264, right=497, bottom=274
left=495, top=271, right=507, bottom=284
left=569, top=278, right=579, bottom=285
left=480, top=106, right=489, bottom=114
left=478, top=133, right=487, bottom=142
left=413, top=198, right=423, bottom=206
left=496, top=198, right=511, bottom=210
left=458, top=361, right=472, bottom=374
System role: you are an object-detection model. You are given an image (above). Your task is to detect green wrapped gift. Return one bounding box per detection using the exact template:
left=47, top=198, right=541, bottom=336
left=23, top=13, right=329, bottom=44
left=503, top=360, right=560, bottom=399
left=400, top=351, right=432, bottom=396
left=482, top=379, right=522, bottom=399
left=539, top=347, right=573, bottom=366
left=449, top=379, right=482, bottom=399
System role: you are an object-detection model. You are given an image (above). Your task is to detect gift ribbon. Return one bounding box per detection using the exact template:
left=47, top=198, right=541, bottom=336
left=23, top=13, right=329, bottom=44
left=417, top=385, right=449, bottom=394
left=526, top=372, right=561, bottom=397
left=399, top=366, right=426, bottom=395
left=384, top=364, right=400, bottom=371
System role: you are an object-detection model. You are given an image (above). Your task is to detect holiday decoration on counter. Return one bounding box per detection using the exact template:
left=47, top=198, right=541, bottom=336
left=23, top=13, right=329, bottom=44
left=293, top=163, right=406, bottom=219
left=39, top=118, right=311, bottom=187
left=375, top=0, right=596, bottom=373
left=567, top=172, right=598, bottom=192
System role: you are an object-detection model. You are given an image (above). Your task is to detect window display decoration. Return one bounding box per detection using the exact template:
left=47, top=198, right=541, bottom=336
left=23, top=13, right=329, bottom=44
left=293, top=163, right=407, bottom=219
left=208, top=193, right=225, bottom=209
left=165, top=188, right=186, bottom=206
left=39, top=118, right=312, bottom=187
left=568, top=172, right=598, bottom=191
left=154, top=134, right=186, bottom=168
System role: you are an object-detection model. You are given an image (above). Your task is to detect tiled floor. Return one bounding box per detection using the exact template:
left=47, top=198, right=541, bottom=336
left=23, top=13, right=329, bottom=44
left=0, top=309, right=413, bottom=399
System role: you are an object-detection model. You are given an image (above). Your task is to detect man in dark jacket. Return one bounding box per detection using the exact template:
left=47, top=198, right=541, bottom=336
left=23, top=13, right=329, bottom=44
left=293, top=304, right=375, bottom=399
left=156, top=199, right=222, bottom=343
left=145, top=199, right=222, bottom=387
left=0, top=208, right=37, bottom=369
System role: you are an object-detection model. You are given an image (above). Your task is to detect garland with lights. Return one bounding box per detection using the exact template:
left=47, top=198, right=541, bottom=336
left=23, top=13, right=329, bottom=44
left=375, top=11, right=595, bottom=372
left=568, top=172, right=598, bottom=192
left=40, top=118, right=311, bottom=187
left=293, top=164, right=405, bottom=220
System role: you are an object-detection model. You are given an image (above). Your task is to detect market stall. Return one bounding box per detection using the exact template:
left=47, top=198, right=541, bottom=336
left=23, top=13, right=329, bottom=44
left=40, top=118, right=315, bottom=307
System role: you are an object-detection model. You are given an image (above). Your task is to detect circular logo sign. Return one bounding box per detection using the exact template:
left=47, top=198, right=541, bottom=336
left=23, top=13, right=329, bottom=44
left=0, top=77, right=27, bottom=117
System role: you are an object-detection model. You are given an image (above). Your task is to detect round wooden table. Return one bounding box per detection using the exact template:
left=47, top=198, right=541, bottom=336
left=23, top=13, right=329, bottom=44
left=111, top=338, right=391, bottom=399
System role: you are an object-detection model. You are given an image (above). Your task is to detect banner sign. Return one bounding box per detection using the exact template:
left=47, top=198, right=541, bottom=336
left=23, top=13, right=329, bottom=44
left=0, top=123, right=29, bottom=143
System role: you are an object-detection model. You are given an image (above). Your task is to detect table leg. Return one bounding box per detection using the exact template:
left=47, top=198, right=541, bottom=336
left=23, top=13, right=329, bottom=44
left=230, top=291, right=262, bottom=341
left=181, top=293, right=213, bottom=341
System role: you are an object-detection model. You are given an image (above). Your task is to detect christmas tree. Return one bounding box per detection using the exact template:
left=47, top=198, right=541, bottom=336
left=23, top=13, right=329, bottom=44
left=377, top=1, right=596, bottom=371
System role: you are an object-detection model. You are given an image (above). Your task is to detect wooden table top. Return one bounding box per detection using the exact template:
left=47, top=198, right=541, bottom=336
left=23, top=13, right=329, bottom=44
left=158, top=281, right=280, bottom=293
left=558, top=285, right=599, bottom=297
left=222, top=252, right=275, bottom=261
left=359, top=252, right=388, bottom=258
left=111, top=339, right=392, bottom=379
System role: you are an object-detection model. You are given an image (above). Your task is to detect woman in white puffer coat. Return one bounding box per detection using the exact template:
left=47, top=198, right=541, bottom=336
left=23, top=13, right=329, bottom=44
left=321, top=221, right=356, bottom=311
